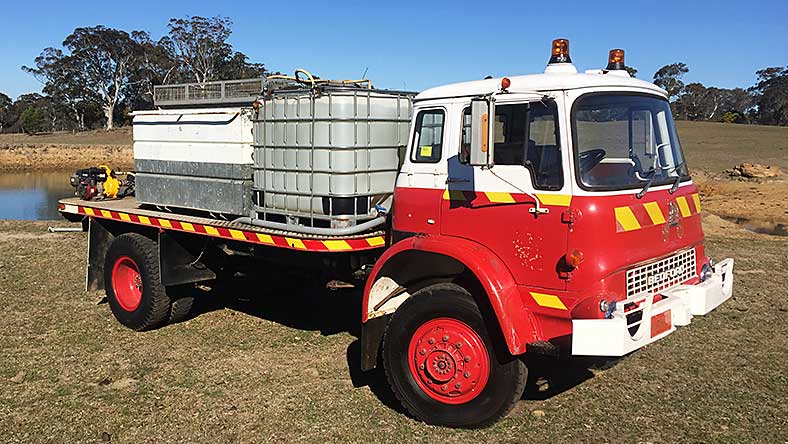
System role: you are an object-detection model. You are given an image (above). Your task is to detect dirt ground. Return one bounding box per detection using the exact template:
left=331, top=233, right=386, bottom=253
left=0, top=219, right=786, bottom=443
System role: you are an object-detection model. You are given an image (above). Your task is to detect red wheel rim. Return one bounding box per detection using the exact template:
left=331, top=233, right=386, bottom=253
left=407, top=317, right=490, bottom=404
left=111, top=256, right=143, bottom=312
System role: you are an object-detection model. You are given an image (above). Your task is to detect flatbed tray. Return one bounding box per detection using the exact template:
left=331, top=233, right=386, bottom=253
left=58, top=197, right=387, bottom=253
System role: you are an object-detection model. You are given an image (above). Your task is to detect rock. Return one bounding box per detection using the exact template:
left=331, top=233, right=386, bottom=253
left=304, top=368, right=319, bottom=378
left=10, top=371, right=26, bottom=383
left=531, top=409, right=546, bottom=418
left=727, top=163, right=783, bottom=179
left=109, top=378, right=138, bottom=390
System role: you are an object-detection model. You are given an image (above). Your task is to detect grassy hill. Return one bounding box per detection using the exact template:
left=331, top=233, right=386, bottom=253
left=677, top=121, right=788, bottom=173
left=0, top=121, right=786, bottom=173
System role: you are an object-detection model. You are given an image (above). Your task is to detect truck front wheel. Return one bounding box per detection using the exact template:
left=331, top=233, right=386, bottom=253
left=382, top=283, right=527, bottom=428
left=104, top=233, right=171, bottom=331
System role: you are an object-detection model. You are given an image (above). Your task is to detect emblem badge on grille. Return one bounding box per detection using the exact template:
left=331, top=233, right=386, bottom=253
left=668, top=201, right=680, bottom=227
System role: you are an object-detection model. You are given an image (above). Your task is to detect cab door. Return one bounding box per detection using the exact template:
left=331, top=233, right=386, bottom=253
left=440, top=96, right=571, bottom=290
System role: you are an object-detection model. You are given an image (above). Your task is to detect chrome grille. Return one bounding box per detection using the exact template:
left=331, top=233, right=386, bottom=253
left=626, top=249, right=696, bottom=298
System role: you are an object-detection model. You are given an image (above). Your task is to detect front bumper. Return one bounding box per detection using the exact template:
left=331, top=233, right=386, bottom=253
left=571, top=258, right=734, bottom=356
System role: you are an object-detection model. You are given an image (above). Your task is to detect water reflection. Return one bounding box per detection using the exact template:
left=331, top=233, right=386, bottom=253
left=0, top=171, right=74, bottom=220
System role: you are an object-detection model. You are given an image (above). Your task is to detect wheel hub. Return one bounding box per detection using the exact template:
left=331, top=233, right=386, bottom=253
left=112, top=256, right=143, bottom=312
left=407, top=317, right=490, bottom=405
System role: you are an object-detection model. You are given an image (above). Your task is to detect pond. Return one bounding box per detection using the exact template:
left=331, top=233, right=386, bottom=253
left=0, top=171, right=75, bottom=220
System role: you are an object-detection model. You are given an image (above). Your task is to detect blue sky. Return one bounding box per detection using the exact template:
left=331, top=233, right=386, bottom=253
left=1, top=0, right=786, bottom=99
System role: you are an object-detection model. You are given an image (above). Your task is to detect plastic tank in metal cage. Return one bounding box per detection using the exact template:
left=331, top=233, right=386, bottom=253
left=251, top=86, right=415, bottom=231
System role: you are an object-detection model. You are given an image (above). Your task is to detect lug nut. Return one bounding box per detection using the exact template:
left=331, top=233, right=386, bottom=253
left=455, top=342, right=462, bottom=348
left=420, top=364, right=425, bottom=370
left=441, top=385, right=447, bottom=391
left=464, top=372, right=470, bottom=378
left=442, top=335, right=449, bottom=342
left=455, top=383, right=461, bottom=389
left=464, top=356, right=471, bottom=362
left=428, top=338, right=435, bottom=344
left=420, top=349, right=426, bottom=355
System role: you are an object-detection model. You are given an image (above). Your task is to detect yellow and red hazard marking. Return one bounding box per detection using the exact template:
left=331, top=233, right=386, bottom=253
left=614, top=193, right=701, bottom=233
left=443, top=190, right=572, bottom=207
left=72, top=205, right=386, bottom=252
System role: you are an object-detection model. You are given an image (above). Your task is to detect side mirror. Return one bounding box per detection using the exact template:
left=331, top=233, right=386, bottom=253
left=470, top=98, right=494, bottom=166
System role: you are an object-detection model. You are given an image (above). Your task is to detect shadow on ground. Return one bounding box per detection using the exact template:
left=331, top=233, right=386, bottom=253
left=169, top=271, right=610, bottom=412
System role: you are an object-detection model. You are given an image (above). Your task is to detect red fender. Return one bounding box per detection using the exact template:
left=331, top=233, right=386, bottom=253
left=362, top=234, right=537, bottom=355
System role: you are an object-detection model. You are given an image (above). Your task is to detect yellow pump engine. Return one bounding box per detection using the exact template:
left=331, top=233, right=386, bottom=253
left=69, top=166, right=134, bottom=200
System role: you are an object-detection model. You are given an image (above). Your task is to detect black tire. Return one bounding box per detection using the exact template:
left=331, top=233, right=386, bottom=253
left=382, top=283, right=527, bottom=428
left=168, top=287, right=195, bottom=324
left=104, top=233, right=171, bottom=331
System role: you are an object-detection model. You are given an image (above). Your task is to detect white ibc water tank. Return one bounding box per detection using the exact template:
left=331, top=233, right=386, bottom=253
left=251, top=86, right=415, bottom=229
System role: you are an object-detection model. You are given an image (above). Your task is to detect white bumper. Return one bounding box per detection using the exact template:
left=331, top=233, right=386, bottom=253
left=572, top=258, right=734, bottom=356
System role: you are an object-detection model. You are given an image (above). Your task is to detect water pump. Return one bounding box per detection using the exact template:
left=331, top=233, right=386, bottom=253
left=69, top=165, right=135, bottom=201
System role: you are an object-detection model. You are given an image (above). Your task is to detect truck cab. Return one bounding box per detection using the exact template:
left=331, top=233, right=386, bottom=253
left=362, top=40, right=733, bottom=427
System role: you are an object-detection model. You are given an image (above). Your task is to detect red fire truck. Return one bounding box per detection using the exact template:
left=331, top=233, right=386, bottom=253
left=59, top=40, right=734, bottom=428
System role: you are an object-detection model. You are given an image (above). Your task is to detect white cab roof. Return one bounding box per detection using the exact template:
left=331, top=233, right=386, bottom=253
left=415, top=70, right=667, bottom=101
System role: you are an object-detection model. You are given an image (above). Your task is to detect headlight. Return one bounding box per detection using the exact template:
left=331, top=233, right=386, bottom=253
left=700, top=263, right=713, bottom=282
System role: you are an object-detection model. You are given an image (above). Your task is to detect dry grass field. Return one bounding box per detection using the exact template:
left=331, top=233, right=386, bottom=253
left=0, top=220, right=786, bottom=443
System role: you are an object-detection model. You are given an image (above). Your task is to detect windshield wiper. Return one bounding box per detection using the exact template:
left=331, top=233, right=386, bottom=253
left=669, top=162, right=687, bottom=194
left=635, top=169, right=657, bottom=199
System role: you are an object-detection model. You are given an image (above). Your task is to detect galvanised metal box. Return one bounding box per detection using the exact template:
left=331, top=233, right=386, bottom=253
left=132, top=107, right=255, bottom=216
left=251, top=87, right=414, bottom=229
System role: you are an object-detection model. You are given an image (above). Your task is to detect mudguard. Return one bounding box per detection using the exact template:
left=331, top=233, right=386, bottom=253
left=362, top=234, right=537, bottom=355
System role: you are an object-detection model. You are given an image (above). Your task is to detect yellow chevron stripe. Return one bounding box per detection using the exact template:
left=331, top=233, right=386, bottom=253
left=157, top=218, right=173, bottom=229
left=118, top=213, right=131, bottom=222
left=366, top=236, right=386, bottom=247
left=255, top=233, right=274, bottom=244
left=180, top=222, right=195, bottom=232
left=530, top=292, right=568, bottom=310
left=323, top=240, right=352, bottom=251
left=229, top=229, right=246, bottom=240
left=692, top=193, right=701, bottom=213
left=138, top=215, right=151, bottom=225
left=485, top=192, right=515, bottom=203
left=83, top=207, right=95, bottom=216
left=643, top=202, right=666, bottom=225
left=536, top=194, right=572, bottom=207
left=615, top=206, right=641, bottom=232
left=204, top=226, right=219, bottom=236
left=443, top=189, right=469, bottom=201
left=100, top=210, right=112, bottom=218
left=285, top=237, right=306, bottom=249
left=676, top=196, right=691, bottom=218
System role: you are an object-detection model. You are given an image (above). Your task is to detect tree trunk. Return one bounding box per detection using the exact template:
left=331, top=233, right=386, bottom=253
left=104, top=104, right=114, bottom=130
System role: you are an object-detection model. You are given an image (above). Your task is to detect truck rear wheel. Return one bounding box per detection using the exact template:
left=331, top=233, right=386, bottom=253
left=382, top=283, right=527, bottom=428
left=104, top=233, right=171, bottom=331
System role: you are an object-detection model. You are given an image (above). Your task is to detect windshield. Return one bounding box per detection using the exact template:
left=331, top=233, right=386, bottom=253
left=572, top=94, right=689, bottom=191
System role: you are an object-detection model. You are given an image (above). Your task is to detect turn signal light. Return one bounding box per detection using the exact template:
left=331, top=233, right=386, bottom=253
left=606, top=49, right=625, bottom=71
left=566, top=249, right=585, bottom=268
left=549, top=38, right=571, bottom=64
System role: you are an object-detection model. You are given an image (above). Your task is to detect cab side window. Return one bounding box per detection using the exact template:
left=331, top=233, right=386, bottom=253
left=460, top=101, right=562, bottom=190
left=412, top=109, right=444, bottom=163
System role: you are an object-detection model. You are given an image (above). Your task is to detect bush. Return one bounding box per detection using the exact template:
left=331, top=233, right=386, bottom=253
left=20, top=107, right=48, bottom=134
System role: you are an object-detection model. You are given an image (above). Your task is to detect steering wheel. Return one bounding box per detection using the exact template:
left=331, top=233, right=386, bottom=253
left=578, top=149, right=606, bottom=172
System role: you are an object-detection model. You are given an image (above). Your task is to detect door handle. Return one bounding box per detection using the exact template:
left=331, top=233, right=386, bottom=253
left=446, top=178, right=470, bottom=183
